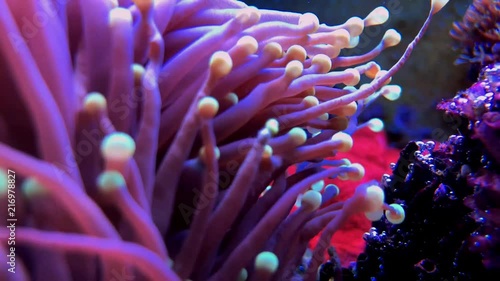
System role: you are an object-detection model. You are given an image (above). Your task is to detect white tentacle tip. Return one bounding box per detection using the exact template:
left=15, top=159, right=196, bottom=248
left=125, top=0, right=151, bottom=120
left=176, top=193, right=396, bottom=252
left=431, top=0, right=449, bottom=15
left=101, top=132, right=136, bottom=163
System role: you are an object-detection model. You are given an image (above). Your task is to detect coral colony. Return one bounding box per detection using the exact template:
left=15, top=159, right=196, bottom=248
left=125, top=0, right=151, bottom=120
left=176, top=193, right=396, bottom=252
left=450, top=0, right=500, bottom=66
left=341, top=1, right=500, bottom=280
left=0, top=0, right=448, bottom=280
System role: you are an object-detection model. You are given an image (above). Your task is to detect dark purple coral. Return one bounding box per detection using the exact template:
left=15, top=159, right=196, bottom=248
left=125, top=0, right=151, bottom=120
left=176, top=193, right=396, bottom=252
left=438, top=63, right=500, bottom=163
left=346, top=62, right=500, bottom=281
left=344, top=136, right=490, bottom=281
left=345, top=3, right=500, bottom=277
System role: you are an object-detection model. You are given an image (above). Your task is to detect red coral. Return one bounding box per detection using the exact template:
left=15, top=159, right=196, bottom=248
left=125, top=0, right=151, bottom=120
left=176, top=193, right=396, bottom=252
left=308, top=127, right=399, bottom=266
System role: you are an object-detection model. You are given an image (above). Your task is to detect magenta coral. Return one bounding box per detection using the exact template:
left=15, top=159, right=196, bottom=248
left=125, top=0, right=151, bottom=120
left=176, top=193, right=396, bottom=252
left=0, top=0, right=448, bottom=280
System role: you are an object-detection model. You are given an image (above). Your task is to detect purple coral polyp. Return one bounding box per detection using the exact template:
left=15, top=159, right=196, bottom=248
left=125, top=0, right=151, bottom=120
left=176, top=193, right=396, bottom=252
left=0, top=0, right=447, bottom=280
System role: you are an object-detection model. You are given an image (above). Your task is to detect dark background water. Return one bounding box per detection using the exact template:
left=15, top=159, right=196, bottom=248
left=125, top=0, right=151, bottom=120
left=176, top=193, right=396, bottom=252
left=242, top=0, right=474, bottom=147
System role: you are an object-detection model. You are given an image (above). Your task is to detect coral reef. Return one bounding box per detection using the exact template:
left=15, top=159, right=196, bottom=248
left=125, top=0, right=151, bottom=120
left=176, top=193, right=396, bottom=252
left=344, top=1, right=500, bottom=279
left=451, top=0, right=500, bottom=65
left=0, top=0, right=448, bottom=280
left=346, top=65, right=499, bottom=281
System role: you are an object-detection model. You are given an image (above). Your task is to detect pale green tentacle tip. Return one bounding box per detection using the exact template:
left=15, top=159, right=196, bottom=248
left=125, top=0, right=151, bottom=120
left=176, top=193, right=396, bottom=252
left=349, top=163, right=365, bottom=180
left=383, top=29, right=401, bottom=48
left=381, top=85, right=402, bottom=101
left=22, top=178, right=47, bottom=198
left=97, top=171, right=126, bottom=192
left=0, top=168, right=6, bottom=194
left=331, top=131, right=354, bottom=152
left=367, top=118, right=384, bottom=132
left=199, top=146, right=221, bottom=162
left=262, top=144, right=273, bottom=159
left=339, top=163, right=365, bottom=181
left=83, top=92, right=107, bottom=114
left=301, top=190, right=322, bottom=212
left=339, top=158, right=351, bottom=166
left=101, top=132, right=136, bottom=162
left=210, top=51, right=233, bottom=78
left=386, top=203, right=405, bottom=224
left=310, top=180, right=324, bottom=192
left=255, top=251, right=279, bottom=273
left=285, top=60, right=304, bottom=79
left=198, top=96, right=220, bottom=119
left=238, top=268, right=248, bottom=281
left=266, top=119, right=279, bottom=136
left=289, top=127, right=307, bottom=146
left=133, top=64, right=146, bottom=84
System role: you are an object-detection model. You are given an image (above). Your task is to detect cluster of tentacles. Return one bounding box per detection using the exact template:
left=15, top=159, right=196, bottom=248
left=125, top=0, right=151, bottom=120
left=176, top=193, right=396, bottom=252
left=0, top=0, right=448, bottom=280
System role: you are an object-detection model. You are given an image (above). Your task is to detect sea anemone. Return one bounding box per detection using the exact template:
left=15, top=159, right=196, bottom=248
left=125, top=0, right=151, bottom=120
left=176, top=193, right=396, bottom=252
left=450, top=0, right=500, bottom=65
left=0, top=0, right=448, bottom=280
